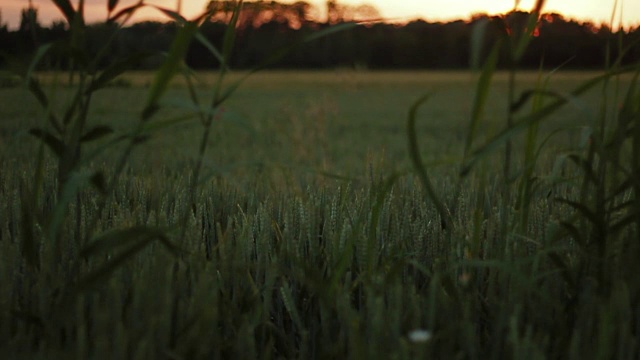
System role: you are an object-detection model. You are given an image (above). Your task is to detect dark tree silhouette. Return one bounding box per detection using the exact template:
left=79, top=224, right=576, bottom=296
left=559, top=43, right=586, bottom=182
left=1, top=1, right=639, bottom=71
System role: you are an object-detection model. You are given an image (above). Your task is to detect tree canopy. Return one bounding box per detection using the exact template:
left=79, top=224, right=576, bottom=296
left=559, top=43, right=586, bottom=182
left=1, top=1, right=638, bottom=70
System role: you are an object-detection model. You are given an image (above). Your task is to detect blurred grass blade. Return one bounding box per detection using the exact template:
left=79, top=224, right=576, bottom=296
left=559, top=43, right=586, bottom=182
left=24, top=43, right=64, bottom=132
left=532, top=0, right=546, bottom=14
left=610, top=210, right=640, bottom=235
left=407, top=94, right=451, bottom=230
left=548, top=250, right=577, bottom=289
left=108, top=0, right=144, bottom=24
left=48, top=171, right=95, bottom=240
left=470, top=17, right=490, bottom=70
left=367, top=172, right=402, bottom=272
left=558, top=222, right=585, bottom=248
left=491, top=16, right=510, bottom=38
left=222, top=1, right=244, bottom=66
left=26, top=44, right=53, bottom=83
left=78, top=236, right=155, bottom=291
left=567, top=154, right=598, bottom=185
left=26, top=78, right=63, bottom=134
left=27, top=78, right=49, bottom=109
left=195, top=32, right=226, bottom=69
left=19, top=187, right=40, bottom=270
left=29, top=129, right=66, bottom=157
left=150, top=5, right=188, bottom=24
left=510, top=89, right=576, bottom=113
left=78, top=226, right=182, bottom=290
left=465, top=40, right=501, bottom=157
left=80, top=125, right=114, bottom=142
left=86, top=51, right=154, bottom=93
left=613, top=69, right=640, bottom=138
left=81, top=226, right=166, bottom=257
left=556, top=199, right=600, bottom=227
left=140, top=113, right=198, bottom=134
left=78, top=0, right=85, bottom=19
left=108, top=0, right=119, bottom=14
left=51, top=0, right=76, bottom=24
left=510, top=90, right=536, bottom=113
left=514, top=0, right=546, bottom=61
left=62, top=91, right=82, bottom=125
left=179, top=64, right=203, bottom=117
left=78, top=135, right=128, bottom=166
left=462, top=65, right=639, bottom=175
left=143, top=21, right=200, bottom=120
left=210, top=0, right=244, bottom=103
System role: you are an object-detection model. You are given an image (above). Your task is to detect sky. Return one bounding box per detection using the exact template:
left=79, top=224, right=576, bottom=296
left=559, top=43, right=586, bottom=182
left=1, top=0, right=639, bottom=30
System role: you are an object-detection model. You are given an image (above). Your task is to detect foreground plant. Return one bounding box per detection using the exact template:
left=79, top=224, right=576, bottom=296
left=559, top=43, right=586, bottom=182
left=4, top=0, right=640, bottom=359
left=9, top=0, right=359, bottom=357
left=407, top=0, right=640, bottom=357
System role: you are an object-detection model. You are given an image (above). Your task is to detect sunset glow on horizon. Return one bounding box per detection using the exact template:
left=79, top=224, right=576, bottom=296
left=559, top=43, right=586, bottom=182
left=2, top=0, right=639, bottom=29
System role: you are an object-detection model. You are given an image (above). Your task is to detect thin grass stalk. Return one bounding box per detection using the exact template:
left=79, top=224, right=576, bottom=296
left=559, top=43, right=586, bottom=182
left=178, top=1, right=243, bottom=243
left=25, top=1, right=146, bottom=251
left=407, top=95, right=452, bottom=232
left=517, top=66, right=548, bottom=234
left=82, top=15, right=202, bottom=245
left=505, top=59, right=516, bottom=184
left=590, top=7, right=626, bottom=289
left=501, top=57, right=517, bottom=256
left=501, top=3, right=546, bottom=252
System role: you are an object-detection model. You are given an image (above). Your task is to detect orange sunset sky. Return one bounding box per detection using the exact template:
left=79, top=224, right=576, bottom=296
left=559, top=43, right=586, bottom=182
left=1, top=0, right=639, bottom=29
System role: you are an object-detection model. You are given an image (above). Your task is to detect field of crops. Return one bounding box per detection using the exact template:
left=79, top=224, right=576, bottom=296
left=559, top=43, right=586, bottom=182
left=2, top=67, right=639, bottom=359
left=0, top=70, right=614, bottom=174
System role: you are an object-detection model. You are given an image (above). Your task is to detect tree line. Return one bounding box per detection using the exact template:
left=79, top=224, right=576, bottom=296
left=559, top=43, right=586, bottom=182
left=1, top=0, right=639, bottom=71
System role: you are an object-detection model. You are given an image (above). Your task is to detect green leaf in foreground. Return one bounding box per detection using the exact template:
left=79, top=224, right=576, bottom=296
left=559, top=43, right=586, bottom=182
left=108, top=0, right=119, bottom=14
left=19, top=188, right=40, bottom=270
left=80, top=125, right=114, bottom=142
left=48, top=170, right=96, bottom=241
left=51, top=0, right=76, bottom=24
left=78, top=235, right=154, bottom=291
left=26, top=44, right=54, bottom=83
left=469, top=17, right=490, bottom=71
left=221, top=0, right=244, bottom=67
left=143, top=20, right=201, bottom=120
left=86, top=52, right=154, bottom=93
left=29, top=129, right=66, bottom=157
left=194, top=32, right=225, bottom=69
left=150, top=5, right=188, bottom=24
left=465, top=40, right=501, bottom=158
left=78, top=226, right=182, bottom=290
left=513, top=0, right=546, bottom=61
left=461, top=65, right=640, bottom=176
left=80, top=125, right=113, bottom=142
left=108, top=1, right=144, bottom=24
left=407, top=94, right=451, bottom=230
